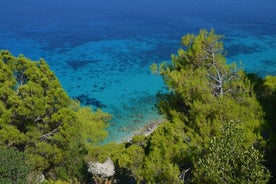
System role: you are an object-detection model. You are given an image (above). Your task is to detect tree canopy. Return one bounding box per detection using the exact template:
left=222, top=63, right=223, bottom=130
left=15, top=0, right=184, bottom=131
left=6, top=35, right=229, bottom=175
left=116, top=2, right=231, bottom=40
left=147, top=29, right=269, bottom=183
left=0, top=146, right=30, bottom=184
left=193, top=122, right=270, bottom=183
left=248, top=74, right=276, bottom=183
left=0, top=50, right=110, bottom=182
left=151, top=29, right=264, bottom=146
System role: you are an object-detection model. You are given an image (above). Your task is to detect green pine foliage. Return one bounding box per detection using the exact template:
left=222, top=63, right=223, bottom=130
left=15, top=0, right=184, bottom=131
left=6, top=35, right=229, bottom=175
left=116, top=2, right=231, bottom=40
left=152, top=29, right=264, bottom=147
left=0, top=146, right=30, bottom=184
left=0, top=50, right=110, bottom=182
left=248, top=74, right=276, bottom=183
left=148, top=29, right=269, bottom=183
left=149, top=29, right=270, bottom=183
left=193, top=122, right=270, bottom=183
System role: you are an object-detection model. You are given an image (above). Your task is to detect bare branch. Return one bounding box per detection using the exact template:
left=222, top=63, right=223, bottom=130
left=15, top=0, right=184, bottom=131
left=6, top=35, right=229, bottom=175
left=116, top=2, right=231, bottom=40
left=224, top=75, right=235, bottom=84
left=40, top=128, right=58, bottom=141
left=207, top=72, right=221, bottom=83
left=34, top=116, right=43, bottom=122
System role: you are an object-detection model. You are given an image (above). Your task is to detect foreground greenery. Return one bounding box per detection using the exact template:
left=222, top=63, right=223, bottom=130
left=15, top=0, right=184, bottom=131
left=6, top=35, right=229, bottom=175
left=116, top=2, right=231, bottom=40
left=0, top=50, right=110, bottom=183
left=0, top=29, right=275, bottom=183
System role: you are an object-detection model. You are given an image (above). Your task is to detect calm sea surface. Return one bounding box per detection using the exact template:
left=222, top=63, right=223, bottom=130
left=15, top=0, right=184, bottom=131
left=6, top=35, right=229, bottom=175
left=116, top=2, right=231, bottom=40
left=1, top=0, right=275, bottom=142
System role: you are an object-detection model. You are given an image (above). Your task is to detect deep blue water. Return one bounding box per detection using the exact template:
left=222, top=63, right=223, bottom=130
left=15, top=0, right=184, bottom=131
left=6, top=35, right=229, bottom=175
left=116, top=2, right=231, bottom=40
left=1, top=0, right=276, bottom=142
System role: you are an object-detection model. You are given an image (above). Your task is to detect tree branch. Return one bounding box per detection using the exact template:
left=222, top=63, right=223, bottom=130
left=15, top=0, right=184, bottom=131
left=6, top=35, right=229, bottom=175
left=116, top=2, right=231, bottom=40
left=40, top=128, right=58, bottom=141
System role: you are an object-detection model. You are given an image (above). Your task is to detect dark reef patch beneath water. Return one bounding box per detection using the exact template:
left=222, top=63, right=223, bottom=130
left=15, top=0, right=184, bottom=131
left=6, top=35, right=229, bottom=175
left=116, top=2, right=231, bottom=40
left=226, top=43, right=264, bottom=57
left=261, top=59, right=276, bottom=66
left=73, top=94, right=106, bottom=108
left=66, top=59, right=100, bottom=70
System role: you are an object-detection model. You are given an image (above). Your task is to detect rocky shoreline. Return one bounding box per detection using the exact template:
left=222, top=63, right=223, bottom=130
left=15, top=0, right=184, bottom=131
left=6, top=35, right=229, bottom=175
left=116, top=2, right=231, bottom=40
left=136, top=118, right=164, bottom=136
left=122, top=118, right=165, bottom=142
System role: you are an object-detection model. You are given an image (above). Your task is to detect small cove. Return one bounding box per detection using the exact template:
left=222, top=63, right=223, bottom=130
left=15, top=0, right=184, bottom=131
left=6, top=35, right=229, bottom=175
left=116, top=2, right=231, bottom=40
left=0, top=0, right=275, bottom=142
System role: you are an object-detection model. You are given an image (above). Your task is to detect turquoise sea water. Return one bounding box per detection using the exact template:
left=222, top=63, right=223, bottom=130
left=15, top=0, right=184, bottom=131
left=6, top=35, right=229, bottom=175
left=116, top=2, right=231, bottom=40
left=1, top=0, right=276, bottom=142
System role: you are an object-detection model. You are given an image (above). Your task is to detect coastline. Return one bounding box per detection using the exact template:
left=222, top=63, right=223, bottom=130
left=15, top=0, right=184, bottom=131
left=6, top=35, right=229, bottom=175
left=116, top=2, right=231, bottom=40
left=122, top=117, right=165, bottom=143
left=135, top=118, right=165, bottom=136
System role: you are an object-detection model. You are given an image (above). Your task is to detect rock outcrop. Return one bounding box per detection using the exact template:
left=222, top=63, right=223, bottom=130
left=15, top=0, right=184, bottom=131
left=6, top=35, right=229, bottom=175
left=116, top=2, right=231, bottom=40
left=87, top=157, right=115, bottom=178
